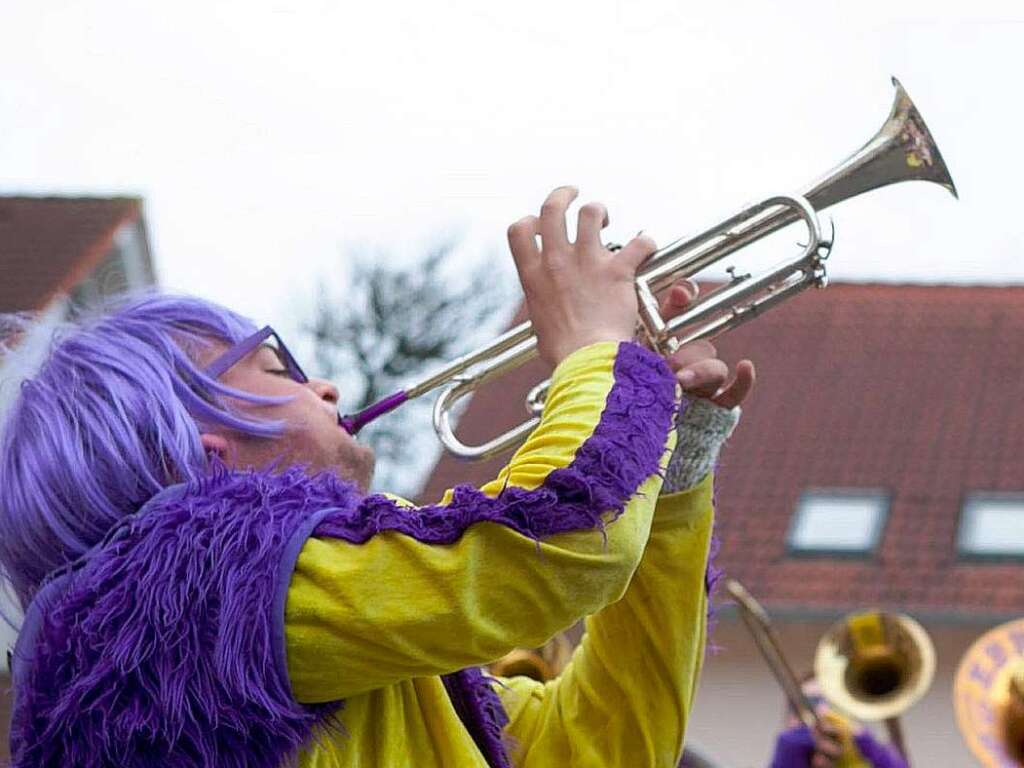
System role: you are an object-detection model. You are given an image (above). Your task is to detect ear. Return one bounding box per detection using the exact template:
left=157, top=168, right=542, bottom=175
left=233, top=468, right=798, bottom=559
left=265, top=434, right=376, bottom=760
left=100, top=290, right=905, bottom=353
left=200, top=433, right=230, bottom=459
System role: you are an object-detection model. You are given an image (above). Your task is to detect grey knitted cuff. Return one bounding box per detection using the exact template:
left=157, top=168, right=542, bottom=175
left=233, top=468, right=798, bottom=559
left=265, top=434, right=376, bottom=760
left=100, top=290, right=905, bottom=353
left=662, top=398, right=741, bottom=494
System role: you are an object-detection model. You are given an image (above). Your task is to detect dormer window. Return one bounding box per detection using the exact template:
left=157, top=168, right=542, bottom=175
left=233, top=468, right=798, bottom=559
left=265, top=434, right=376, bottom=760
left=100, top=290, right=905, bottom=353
left=958, top=493, right=1024, bottom=559
left=787, top=489, right=889, bottom=556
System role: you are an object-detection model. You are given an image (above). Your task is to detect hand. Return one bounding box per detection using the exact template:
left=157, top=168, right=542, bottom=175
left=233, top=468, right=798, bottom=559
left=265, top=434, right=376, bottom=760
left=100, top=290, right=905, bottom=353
left=655, top=280, right=756, bottom=408
left=810, top=710, right=849, bottom=768
left=768, top=721, right=843, bottom=768
left=507, top=186, right=656, bottom=368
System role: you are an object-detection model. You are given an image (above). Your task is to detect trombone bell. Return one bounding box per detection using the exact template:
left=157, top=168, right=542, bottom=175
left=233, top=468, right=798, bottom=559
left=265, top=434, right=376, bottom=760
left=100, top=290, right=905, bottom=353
left=814, top=611, right=936, bottom=723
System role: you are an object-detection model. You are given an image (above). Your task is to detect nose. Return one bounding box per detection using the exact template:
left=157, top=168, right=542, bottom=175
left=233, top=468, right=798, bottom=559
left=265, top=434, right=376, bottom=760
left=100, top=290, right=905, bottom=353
left=309, top=378, right=340, bottom=406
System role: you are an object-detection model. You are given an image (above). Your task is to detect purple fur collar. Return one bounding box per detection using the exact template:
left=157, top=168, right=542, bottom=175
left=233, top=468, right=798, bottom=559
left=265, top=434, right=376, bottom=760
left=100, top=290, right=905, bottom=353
left=9, top=468, right=352, bottom=767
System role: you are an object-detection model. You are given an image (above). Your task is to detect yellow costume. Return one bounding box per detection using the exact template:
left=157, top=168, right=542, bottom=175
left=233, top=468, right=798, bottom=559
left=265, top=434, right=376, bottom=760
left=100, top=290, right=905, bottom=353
left=285, top=342, right=720, bottom=767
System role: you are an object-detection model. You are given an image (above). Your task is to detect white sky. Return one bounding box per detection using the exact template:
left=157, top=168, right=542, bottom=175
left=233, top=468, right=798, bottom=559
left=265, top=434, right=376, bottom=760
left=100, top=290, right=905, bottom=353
left=2, top=1, right=1023, bottom=340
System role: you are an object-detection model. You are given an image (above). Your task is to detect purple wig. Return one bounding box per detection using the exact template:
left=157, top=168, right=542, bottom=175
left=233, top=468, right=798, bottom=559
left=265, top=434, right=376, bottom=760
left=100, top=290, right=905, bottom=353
left=0, top=293, right=292, bottom=614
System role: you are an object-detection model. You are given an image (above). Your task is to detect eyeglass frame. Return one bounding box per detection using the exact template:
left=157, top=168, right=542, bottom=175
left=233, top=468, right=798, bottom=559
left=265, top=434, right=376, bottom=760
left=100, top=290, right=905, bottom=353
left=205, top=325, right=309, bottom=384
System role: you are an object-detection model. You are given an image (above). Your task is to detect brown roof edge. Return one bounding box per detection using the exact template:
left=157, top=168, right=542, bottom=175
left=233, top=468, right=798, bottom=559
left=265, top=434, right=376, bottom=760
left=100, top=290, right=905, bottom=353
left=712, top=603, right=1023, bottom=628
left=22, top=197, right=143, bottom=312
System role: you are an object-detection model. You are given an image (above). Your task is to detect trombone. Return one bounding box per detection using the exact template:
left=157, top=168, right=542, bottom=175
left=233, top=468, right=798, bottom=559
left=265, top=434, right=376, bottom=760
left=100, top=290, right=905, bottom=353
left=727, top=579, right=935, bottom=767
left=339, top=77, right=957, bottom=460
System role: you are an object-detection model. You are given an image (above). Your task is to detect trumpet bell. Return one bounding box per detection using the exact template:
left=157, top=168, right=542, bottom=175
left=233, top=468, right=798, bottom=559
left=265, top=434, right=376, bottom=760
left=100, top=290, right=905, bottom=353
left=814, top=611, right=936, bottom=722
left=955, top=617, right=1024, bottom=767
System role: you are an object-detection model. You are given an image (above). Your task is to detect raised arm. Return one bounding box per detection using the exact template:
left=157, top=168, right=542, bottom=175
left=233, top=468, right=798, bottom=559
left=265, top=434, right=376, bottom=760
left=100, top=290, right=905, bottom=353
left=285, top=340, right=679, bottom=702
left=284, top=187, right=674, bottom=703
left=494, top=398, right=741, bottom=767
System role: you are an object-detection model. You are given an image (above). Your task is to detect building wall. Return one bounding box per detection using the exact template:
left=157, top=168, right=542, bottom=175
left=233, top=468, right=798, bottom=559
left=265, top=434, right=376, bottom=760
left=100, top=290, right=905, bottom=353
left=687, top=616, right=988, bottom=767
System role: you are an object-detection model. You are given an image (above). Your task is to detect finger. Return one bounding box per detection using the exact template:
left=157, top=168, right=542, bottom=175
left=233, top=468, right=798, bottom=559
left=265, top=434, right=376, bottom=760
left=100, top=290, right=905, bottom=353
left=665, top=339, right=717, bottom=372
left=507, top=215, right=541, bottom=275
left=712, top=359, right=755, bottom=409
left=539, top=186, right=577, bottom=255
left=818, top=741, right=843, bottom=758
left=613, top=231, right=658, bottom=274
left=677, top=358, right=729, bottom=398
left=576, top=201, right=609, bottom=249
left=811, top=754, right=835, bottom=768
left=657, top=279, right=700, bottom=321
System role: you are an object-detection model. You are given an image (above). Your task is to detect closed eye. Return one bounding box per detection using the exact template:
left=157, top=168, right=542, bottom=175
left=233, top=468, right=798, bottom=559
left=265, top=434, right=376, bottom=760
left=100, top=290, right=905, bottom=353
left=266, top=368, right=292, bottom=377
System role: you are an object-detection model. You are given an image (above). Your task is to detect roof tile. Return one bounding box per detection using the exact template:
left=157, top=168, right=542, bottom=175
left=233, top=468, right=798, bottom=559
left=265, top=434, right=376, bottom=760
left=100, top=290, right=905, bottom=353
left=0, top=196, right=141, bottom=312
left=419, top=283, right=1024, bottom=617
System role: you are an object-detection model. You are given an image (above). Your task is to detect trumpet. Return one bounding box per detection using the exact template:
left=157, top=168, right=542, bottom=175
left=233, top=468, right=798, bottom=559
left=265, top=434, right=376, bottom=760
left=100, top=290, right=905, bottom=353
left=340, top=77, right=956, bottom=460
left=728, top=579, right=935, bottom=766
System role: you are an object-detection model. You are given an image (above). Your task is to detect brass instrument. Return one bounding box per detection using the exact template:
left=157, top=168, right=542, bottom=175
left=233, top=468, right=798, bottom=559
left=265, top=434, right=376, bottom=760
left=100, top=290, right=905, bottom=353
left=728, top=579, right=935, bottom=766
left=954, top=617, right=1024, bottom=767
left=727, top=580, right=822, bottom=730
left=339, top=77, right=957, bottom=459
left=815, top=611, right=936, bottom=764
left=488, top=632, right=574, bottom=683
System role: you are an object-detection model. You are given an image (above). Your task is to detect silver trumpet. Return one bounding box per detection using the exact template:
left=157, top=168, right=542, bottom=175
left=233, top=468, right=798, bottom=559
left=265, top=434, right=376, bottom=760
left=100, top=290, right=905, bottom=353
left=340, top=77, right=957, bottom=460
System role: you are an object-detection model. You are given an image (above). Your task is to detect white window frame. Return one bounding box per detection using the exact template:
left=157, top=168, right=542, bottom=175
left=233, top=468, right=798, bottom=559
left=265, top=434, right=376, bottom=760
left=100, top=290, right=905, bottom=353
left=958, top=492, right=1024, bottom=560
left=786, top=488, right=890, bottom=557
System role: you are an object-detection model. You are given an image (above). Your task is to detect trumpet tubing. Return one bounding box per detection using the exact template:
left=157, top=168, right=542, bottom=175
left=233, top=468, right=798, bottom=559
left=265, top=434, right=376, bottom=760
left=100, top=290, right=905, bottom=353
left=340, top=77, right=957, bottom=460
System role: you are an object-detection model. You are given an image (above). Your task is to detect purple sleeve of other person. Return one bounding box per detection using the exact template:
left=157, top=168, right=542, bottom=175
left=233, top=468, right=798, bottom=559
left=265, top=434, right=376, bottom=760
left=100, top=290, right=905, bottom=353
left=854, top=730, right=909, bottom=768
left=769, top=726, right=816, bottom=768
left=768, top=725, right=908, bottom=768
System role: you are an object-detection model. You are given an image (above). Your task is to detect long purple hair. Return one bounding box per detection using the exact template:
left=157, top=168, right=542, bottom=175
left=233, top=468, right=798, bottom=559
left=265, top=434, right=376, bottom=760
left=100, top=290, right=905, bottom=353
left=0, top=293, right=290, bottom=614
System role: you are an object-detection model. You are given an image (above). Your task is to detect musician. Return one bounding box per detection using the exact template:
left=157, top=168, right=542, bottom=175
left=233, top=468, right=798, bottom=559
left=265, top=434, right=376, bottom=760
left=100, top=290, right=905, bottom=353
left=769, top=676, right=908, bottom=768
left=1, top=186, right=753, bottom=767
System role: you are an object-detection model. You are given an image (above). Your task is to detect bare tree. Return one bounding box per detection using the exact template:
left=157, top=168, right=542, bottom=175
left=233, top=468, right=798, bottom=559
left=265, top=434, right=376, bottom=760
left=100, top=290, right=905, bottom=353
left=305, top=240, right=511, bottom=493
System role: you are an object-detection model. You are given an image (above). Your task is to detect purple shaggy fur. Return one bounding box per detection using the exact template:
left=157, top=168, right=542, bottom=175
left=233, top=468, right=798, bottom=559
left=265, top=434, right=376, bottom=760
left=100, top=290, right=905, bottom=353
left=442, top=669, right=512, bottom=768
left=9, top=465, right=355, bottom=767
left=10, top=341, right=678, bottom=768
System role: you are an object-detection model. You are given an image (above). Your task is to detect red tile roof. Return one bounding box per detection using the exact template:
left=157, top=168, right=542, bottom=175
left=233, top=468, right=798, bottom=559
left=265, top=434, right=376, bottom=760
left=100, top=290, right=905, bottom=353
left=419, top=283, right=1024, bottom=619
left=0, top=196, right=142, bottom=312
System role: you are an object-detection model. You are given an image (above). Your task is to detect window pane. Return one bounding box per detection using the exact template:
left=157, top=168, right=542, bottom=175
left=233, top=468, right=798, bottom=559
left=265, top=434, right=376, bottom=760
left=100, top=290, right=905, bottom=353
left=789, top=491, right=887, bottom=554
left=959, top=495, right=1024, bottom=556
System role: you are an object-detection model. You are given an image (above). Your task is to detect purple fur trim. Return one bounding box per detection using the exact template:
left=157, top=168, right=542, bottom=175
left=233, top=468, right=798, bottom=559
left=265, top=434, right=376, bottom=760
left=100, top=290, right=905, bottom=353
left=10, top=465, right=355, bottom=768
left=315, top=343, right=677, bottom=546
left=704, top=533, right=723, bottom=655
left=312, top=341, right=677, bottom=767
left=441, top=668, right=512, bottom=768
left=704, top=469, right=724, bottom=656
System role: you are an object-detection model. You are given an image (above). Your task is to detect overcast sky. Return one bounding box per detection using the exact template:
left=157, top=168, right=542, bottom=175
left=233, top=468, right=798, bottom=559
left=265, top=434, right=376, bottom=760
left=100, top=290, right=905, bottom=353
left=2, top=1, right=1022, bottom=340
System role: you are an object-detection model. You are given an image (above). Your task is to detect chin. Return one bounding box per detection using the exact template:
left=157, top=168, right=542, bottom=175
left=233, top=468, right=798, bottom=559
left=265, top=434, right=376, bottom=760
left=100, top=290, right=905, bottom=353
left=329, top=447, right=375, bottom=493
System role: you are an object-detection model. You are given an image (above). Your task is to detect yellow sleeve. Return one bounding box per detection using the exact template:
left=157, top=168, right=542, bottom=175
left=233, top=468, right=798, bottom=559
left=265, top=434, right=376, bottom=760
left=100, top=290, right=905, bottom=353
left=496, top=475, right=715, bottom=768
left=285, top=341, right=679, bottom=703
